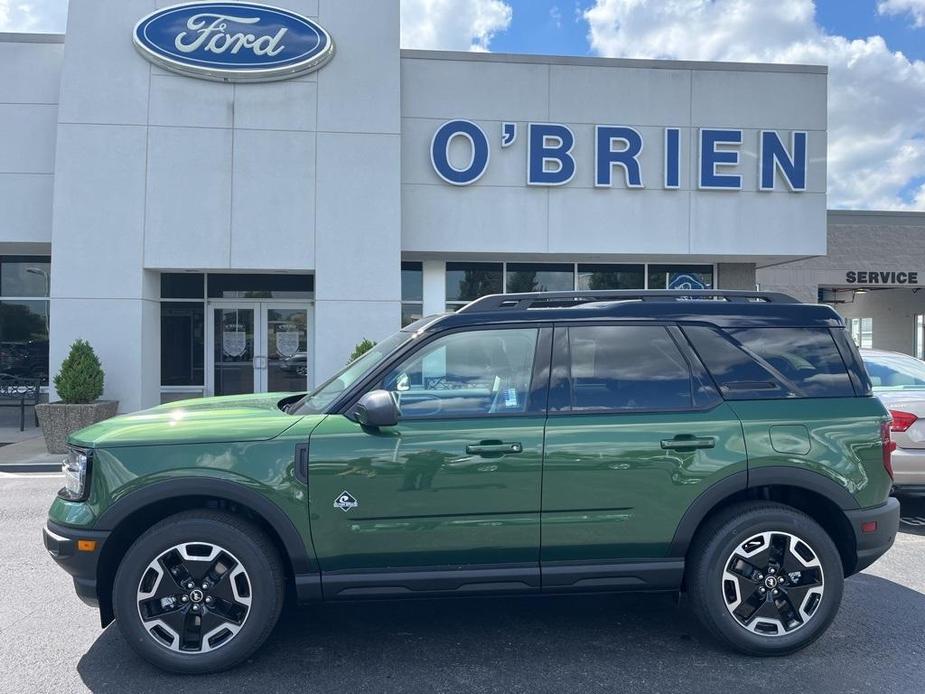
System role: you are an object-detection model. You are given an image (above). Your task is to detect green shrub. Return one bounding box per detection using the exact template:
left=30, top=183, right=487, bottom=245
left=348, top=339, right=376, bottom=364
left=54, top=339, right=104, bottom=404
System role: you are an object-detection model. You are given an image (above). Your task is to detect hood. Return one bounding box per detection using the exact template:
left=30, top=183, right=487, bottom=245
left=69, top=392, right=304, bottom=448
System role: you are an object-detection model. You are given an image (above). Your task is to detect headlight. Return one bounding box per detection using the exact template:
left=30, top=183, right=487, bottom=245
left=59, top=447, right=91, bottom=501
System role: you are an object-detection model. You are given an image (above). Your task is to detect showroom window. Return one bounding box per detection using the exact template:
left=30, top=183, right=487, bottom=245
left=401, top=262, right=423, bottom=328
left=0, top=256, right=50, bottom=385
left=577, top=264, right=645, bottom=290
left=446, top=262, right=503, bottom=311
left=161, top=274, right=206, bottom=390
left=648, top=264, right=714, bottom=290
left=505, top=263, right=574, bottom=293
left=848, top=317, right=873, bottom=349
left=442, top=262, right=715, bottom=310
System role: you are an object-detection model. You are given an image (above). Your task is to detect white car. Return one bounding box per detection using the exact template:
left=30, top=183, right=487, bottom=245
left=862, top=348, right=925, bottom=494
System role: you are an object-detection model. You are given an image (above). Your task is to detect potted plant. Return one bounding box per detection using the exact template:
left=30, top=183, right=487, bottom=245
left=36, top=339, right=119, bottom=454
left=348, top=338, right=376, bottom=364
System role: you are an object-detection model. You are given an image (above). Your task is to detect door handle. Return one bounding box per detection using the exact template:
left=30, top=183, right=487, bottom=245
left=660, top=436, right=716, bottom=451
left=465, top=442, right=524, bottom=456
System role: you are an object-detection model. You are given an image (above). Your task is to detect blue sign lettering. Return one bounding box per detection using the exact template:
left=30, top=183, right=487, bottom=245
left=431, top=120, right=491, bottom=186
left=133, top=2, right=334, bottom=82
left=664, top=128, right=681, bottom=189
left=428, top=121, right=809, bottom=193
left=760, top=130, right=808, bottom=191
left=595, top=126, right=644, bottom=188
left=528, top=124, right=576, bottom=186
left=699, top=129, right=743, bottom=190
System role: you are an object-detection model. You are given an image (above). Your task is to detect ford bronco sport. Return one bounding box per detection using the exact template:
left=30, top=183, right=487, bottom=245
left=44, top=290, right=900, bottom=673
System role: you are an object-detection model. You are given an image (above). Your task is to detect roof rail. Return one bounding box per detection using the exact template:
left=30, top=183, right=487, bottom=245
left=457, top=290, right=800, bottom=313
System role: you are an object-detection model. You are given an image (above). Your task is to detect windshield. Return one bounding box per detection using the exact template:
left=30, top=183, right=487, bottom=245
left=864, top=352, right=925, bottom=391
left=291, top=330, right=414, bottom=414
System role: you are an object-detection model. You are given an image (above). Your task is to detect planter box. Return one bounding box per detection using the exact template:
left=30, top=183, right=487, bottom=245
left=35, top=401, right=119, bottom=454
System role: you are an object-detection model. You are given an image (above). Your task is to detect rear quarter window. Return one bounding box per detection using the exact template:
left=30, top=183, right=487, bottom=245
left=684, top=326, right=855, bottom=399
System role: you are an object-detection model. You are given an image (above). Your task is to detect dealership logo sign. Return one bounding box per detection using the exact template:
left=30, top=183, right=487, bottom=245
left=431, top=120, right=808, bottom=192
left=133, top=2, right=335, bottom=82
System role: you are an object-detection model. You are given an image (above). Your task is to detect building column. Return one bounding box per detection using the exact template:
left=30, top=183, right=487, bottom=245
left=311, top=0, right=402, bottom=384
left=422, top=260, right=446, bottom=316
left=717, top=263, right=757, bottom=291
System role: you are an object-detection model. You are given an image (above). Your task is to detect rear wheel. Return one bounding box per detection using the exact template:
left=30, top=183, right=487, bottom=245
left=113, top=510, right=284, bottom=674
left=687, top=502, right=844, bottom=656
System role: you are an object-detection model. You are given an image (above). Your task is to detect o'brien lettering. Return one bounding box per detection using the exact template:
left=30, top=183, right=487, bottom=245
left=431, top=121, right=809, bottom=191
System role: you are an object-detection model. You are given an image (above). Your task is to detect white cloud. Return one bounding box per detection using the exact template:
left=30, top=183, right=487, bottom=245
left=0, top=0, right=67, bottom=32
left=400, top=0, right=512, bottom=52
left=550, top=4, right=562, bottom=29
left=878, top=0, right=925, bottom=28
left=584, top=0, right=925, bottom=210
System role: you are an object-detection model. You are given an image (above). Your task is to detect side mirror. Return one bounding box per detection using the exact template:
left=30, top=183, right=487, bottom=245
left=355, top=390, right=400, bottom=428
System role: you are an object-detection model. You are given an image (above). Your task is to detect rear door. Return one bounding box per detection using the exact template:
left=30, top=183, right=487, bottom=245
left=540, top=323, right=747, bottom=588
left=307, top=326, right=551, bottom=593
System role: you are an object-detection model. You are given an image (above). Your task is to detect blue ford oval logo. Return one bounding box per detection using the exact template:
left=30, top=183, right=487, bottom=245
left=133, top=2, right=335, bottom=82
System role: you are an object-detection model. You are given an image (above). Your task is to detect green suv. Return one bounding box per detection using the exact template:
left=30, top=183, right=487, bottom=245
left=44, top=290, right=900, bottom=673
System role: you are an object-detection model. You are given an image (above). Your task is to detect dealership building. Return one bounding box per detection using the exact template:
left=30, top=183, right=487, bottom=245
left=1, top=0, right=924, bottom=413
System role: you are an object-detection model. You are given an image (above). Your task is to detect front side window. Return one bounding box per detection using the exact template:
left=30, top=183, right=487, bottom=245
left=294, top=330, right=414, bottom=414
left=565, top=325, right=693, bottom=412
left=381, top=328, right=539, bottom=418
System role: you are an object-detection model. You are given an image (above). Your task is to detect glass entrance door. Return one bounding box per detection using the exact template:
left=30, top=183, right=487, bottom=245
left=264, top=305, right=309, bottom=392
left=208, top=302, right=310, bottom=396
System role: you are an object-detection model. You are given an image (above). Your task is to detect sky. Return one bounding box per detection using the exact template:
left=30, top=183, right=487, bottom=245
left=4, top=1, right=925, bottom=211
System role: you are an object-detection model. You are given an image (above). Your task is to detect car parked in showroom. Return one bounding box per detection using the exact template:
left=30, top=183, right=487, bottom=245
left=862, top=348, right=925, bottom=495
left=44, top=290, right=899, bottom=673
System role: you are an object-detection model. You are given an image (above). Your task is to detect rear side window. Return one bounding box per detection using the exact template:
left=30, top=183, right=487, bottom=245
left=685, top=326, right=855, bottom=399
left=566, top=325, right=693, bottom=411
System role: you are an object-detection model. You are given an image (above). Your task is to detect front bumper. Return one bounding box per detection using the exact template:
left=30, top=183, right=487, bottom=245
left=845, top=497, right=900, bottom=574
left=43, top=520, right=110, bottom=607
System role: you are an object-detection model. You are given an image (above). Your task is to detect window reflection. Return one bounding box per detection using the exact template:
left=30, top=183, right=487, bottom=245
left=161, top=302, right=204, bottom=387
left=506, top=263, right=574, bottom=293
left=0, top=300, right=49, bottom=385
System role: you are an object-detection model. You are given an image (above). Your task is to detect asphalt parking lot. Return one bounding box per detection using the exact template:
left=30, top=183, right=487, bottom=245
left=3, top=473, right=924, bottom=694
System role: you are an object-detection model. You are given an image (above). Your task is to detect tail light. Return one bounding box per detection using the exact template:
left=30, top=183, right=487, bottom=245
left=889, top=409, right=918, bottom=433
left=880, top=420, right=896, bottom=481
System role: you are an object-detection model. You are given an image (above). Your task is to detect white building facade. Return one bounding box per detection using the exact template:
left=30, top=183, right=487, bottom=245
left=0, top=0, right=835, bottom=412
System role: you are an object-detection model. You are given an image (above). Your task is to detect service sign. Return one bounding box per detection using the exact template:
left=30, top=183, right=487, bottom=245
left=133, top=2, right=335, bottom=82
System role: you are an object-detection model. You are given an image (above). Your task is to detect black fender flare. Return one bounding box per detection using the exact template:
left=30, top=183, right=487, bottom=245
left=95, top=477, right=314, bottom=575
left=668, top=466, right=860, bottom=556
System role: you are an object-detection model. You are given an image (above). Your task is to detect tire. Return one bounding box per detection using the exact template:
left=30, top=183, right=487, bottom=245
left=113, top=510, right=285, bottom=674
left=687, top=501, right=844, bottom=656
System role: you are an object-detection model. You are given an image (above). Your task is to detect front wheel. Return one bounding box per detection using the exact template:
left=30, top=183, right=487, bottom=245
left=687, top=502, right=844, bottom=656
left=113, top=510, right=284, bottom=674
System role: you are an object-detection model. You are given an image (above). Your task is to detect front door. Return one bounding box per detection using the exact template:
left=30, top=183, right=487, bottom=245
left=208, top=302, right=310, bottom=396
left=307, top=326, right=551, bottom=590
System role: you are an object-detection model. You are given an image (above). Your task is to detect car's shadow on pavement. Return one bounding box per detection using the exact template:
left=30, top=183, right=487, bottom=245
left=77, top=571, right=925, bottom=694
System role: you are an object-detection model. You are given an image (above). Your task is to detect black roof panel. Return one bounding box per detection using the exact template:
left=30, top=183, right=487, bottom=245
left=421, top=291, right=844, bottom=330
